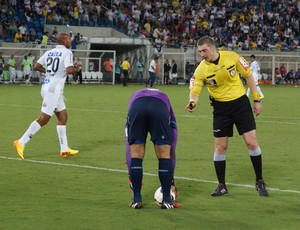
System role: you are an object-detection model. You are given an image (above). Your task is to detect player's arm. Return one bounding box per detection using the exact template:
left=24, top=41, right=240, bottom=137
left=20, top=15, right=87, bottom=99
left=33, top=62, right=46, bottom=73
left=66, top=65, right=79, bottom=75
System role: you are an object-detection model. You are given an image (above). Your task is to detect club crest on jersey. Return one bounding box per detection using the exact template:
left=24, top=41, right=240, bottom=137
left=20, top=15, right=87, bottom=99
left=238, top=57, right=249, bottom=71
left=209, top=79, right=217, bottom=85
left=229, top=69, right=236, bottom=77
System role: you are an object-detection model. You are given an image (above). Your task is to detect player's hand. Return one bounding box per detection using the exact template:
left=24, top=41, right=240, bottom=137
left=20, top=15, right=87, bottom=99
left=185, top=101, right=196, bottom=113
left=253, top=102, right=262, bottom=116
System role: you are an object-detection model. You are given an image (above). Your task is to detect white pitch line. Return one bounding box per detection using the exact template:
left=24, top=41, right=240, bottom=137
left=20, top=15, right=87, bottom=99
left=1, top=156, right=299, bottom=194
left=1, top=103, right=300, bottom=125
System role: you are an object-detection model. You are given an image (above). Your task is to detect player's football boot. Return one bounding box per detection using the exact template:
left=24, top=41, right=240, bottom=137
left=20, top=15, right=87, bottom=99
left=13, top=140, right=25, bottom=160
left=129, top=201, right=143, bottom=209
left=60, top=148, right=79, bottom=158
left=161, top=201, right=181, bottom=209
left=256, top=179, right=269, bottom=196
left=211, top=183, right=228, bottom=196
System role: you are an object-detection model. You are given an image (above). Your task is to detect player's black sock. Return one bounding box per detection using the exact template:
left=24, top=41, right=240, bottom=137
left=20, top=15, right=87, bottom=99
left=158, top=158, right=172, bottom=203
left=130, top=158, right=143, bottom=202
left=250, top=155, right=262, bottom=181
left=214, top=160, right=226, bottom=184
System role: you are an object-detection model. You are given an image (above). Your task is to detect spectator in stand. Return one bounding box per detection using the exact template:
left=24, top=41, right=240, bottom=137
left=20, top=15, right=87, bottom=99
left=18, top=23, right=27, bottom=42
left=154, top=35, right=164, bottom=58
left=41, top=32, right=49, bottom=47
left=14, top=30, right=23, bottom=43
left=9, top=20, right=18, bottom=38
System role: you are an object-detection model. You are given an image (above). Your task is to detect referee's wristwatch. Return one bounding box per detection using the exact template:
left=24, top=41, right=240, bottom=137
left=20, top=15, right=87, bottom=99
left=253, top=99, right=261, bottom=103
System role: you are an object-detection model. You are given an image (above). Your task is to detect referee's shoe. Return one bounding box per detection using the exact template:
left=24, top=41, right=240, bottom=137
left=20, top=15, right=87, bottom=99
left=211, top=183, right=228, bottom=196
left=256, top=179, right=269, bottom=196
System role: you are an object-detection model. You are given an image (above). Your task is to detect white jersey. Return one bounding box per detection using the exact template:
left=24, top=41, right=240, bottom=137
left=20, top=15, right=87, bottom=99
left=250, top=60, right=260, bottom=83
left=37, top=45, right=73, bottom=94
left=148, top=59, right=156, bottom=73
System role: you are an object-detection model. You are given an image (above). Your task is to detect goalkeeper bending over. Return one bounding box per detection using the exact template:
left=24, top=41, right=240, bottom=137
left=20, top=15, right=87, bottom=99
left=125, top=88, right=180, bottom=209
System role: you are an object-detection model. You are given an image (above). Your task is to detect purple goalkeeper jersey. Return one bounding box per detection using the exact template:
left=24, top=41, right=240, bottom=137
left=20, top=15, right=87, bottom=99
left=125, top=88, right=177, bottom=174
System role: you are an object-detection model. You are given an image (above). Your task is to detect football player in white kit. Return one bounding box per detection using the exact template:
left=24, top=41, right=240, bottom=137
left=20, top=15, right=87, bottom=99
left=246, top=54, right=264, bottom=99
left=14, top=33, right=80, bottom=160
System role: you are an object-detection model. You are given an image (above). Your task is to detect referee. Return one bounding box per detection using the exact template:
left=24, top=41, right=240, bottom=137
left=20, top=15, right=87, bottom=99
left=185, top=36, right=268, bottom=197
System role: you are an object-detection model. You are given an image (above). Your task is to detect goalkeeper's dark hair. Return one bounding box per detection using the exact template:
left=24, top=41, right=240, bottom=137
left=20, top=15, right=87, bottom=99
left=197, top=36, right=215, bottom=47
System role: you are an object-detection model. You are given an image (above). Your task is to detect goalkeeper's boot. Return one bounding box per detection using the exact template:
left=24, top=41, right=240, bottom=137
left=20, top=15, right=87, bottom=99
left=161, top=201, right=181, bottom=209
left=256, top=179, right=269, bottom=196
left=211, top=183, right=228, bottom=196
left=129, top=201, right=143, bottom=209
left=129, top=194, right=142, bottom=209
left=14, top=140, right=25, bottom=160
left=60, top=148, right=79, bottom=158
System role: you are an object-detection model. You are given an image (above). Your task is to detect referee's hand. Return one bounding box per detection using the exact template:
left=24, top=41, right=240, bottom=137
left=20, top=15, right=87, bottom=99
left=185, top=101, right=196, bottom=113
left=253, top=102, right=262, bottom=116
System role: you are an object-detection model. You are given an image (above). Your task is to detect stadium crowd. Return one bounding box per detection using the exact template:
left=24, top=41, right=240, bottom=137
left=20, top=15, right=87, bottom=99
left=0, top=0, right=299, bottom=52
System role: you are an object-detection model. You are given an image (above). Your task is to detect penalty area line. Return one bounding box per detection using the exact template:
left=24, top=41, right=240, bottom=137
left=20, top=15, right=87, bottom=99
left=1, top=156, right=300, bottom=194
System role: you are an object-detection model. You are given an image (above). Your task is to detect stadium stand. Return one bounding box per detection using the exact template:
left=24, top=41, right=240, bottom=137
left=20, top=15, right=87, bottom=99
left=0, top=0, right=299, bottom=52
left=0, top=0, right=299, bottom=85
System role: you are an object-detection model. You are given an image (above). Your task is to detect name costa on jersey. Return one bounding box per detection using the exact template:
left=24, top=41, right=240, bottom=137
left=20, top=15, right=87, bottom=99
left=238, top=57, right=249, bottom=71
left=47, top=51, right=63, bottom=57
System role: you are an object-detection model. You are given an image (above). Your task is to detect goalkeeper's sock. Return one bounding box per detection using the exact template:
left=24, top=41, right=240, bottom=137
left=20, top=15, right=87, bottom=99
left=130, top=158, right=143, bottom=202
left=158, top=158, right=172, bottom=203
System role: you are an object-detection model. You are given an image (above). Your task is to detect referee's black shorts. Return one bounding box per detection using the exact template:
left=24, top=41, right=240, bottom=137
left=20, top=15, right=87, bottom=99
left=127, top=97, right=172, bottom=145
left=212, top=95, right=256, bottom=137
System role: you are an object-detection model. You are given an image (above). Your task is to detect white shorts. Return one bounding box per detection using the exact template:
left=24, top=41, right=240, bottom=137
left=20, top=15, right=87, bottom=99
left=41, top=91, right=66, bottom=116
left=23, top=69, right=31, bottom=76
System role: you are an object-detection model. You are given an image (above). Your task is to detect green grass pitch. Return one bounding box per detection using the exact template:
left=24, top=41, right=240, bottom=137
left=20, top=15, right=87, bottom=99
left=0, top=83, right=299, bottom=229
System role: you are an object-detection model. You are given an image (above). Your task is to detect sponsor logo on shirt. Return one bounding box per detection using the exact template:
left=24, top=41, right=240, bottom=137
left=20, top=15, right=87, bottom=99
left=238, top=57, right=249, bottom=71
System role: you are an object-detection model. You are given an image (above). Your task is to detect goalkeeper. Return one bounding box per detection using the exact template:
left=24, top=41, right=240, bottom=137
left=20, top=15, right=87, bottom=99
left=125, top=88, right=180, bottom=209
